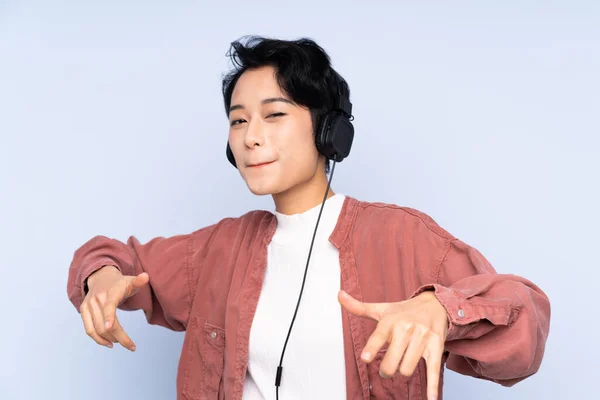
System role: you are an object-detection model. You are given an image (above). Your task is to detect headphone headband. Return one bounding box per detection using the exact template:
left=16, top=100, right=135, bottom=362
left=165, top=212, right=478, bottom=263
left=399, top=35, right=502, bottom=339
left=334, top=74, right=352, bottom=117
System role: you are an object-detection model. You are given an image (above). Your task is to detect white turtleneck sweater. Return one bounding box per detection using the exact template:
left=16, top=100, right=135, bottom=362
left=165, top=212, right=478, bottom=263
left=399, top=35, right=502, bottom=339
left=242, top=194, right=347, bottom=400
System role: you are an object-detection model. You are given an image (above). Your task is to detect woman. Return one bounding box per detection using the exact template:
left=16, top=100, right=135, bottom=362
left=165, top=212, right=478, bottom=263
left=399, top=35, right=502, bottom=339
left=66, top=36, right=551, bottom=400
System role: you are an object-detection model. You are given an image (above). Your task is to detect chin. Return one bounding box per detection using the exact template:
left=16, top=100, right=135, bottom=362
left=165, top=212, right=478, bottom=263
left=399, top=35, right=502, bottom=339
left=241, top=166, right=315, bottom=197
left=244, top=178, right=293, bottom=197
left=245, top=180, right=279, bottom=196
left=247, top=186, right=275, bottom=196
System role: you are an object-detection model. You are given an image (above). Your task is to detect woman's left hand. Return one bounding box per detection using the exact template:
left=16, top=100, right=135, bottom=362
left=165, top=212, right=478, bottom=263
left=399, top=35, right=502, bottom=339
left=338, top=289, right=449, bottom=400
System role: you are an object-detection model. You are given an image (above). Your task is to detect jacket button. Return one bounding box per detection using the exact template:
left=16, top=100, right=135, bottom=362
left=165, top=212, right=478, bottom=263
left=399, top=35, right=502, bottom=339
left=457, top=309, right=465, bottom=318
left=211, top=331, right=218, bottom=339
left=369, top=384, right=372, bottom=392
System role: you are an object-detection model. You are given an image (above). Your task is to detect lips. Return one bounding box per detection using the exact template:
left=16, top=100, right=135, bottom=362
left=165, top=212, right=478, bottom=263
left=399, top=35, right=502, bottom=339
left=247, top=161, right=275, bottom=168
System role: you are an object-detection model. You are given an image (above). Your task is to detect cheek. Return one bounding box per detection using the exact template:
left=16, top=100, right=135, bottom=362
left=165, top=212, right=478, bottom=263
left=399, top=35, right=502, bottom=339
left=228, top=130, right=241, bottom=151
left=277, top=126, right=318, bottom=164
left=228, top=131, right=249, bottom=168
left=277, top=147, right=319, bottom=187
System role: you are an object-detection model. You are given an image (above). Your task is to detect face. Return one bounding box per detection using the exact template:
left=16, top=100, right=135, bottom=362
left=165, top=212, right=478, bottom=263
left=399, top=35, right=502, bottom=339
left=227, top=65, right=325, bottom=196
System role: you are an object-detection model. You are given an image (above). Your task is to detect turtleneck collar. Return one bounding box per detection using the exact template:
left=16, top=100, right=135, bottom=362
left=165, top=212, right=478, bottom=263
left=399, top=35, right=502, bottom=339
left=271, top=193, right=346, bottom=245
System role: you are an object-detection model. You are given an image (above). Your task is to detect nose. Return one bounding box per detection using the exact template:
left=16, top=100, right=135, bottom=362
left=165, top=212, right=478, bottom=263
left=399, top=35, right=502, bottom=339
left=243, top=119, right=266, bottom=149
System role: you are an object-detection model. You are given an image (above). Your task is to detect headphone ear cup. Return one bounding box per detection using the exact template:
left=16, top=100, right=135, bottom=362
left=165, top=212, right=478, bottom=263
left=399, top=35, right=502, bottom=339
left=226, top=143, right=237, bottom=168
left=315, top=112, right=354, bottom=162
left=315, top=112, right=334, bottom=158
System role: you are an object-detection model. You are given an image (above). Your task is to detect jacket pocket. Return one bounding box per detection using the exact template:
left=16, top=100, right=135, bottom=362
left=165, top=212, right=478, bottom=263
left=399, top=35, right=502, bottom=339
left=202, top=322, right=226, bottom=398
left=181, top=318, right=226, bottom=400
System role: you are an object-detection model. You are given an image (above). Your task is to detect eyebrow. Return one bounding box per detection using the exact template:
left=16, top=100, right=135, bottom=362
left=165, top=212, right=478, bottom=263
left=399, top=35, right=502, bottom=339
left=228, top=97, right=294, bottom=114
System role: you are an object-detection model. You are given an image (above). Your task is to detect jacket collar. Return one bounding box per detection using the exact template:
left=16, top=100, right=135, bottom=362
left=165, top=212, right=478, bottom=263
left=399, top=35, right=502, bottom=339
left=262, top=195, right=359, bottom=249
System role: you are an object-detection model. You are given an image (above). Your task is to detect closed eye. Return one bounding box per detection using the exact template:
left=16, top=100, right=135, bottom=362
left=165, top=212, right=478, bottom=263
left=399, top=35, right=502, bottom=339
left=230, top=119, right=246, bottom=126
left=230, top=112, right=286, bottom=126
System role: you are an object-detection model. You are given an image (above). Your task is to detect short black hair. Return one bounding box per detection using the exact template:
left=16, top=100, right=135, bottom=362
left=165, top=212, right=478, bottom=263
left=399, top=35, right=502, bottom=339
left=221, top=35, right=351, bottom=174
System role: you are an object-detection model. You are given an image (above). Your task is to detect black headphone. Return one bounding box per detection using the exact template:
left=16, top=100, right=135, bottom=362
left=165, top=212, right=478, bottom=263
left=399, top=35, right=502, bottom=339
left=225, top=75, right=355, bottom=167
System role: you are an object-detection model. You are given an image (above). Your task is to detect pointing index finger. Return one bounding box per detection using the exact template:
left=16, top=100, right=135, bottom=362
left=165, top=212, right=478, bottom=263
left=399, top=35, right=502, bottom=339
left=424, top=342, right=444, bottom=400
left=108, top=318, right=136, bottom=351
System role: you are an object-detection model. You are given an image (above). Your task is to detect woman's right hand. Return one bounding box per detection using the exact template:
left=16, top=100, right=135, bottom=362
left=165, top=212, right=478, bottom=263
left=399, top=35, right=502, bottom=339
left=80, top=266, right=149, bottom=351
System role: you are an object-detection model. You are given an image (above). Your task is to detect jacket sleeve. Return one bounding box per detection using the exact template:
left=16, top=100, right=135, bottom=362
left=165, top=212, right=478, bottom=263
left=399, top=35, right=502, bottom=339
left=66, top=224, right=219, bottom=331
left=412, top=238, right=551, bottom=386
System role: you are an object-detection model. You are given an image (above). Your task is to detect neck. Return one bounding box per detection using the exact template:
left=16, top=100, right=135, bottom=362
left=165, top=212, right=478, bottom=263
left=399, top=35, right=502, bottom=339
left=272, top=171, right=335, bottom=215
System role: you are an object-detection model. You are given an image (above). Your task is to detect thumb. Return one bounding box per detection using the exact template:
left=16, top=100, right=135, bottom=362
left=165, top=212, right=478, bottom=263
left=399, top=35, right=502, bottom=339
left=125, top=272, right=149, bottom=297
left=338, top=290, right=383, bottom=321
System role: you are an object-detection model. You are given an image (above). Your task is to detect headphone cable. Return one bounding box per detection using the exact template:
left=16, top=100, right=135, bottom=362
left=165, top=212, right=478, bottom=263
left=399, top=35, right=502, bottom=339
left=275, top=160, right=337, bottom=400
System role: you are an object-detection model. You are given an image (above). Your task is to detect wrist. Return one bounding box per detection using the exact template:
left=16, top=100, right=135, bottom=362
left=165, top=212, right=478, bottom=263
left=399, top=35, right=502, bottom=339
left=85, top=265, right=120, bottom=293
